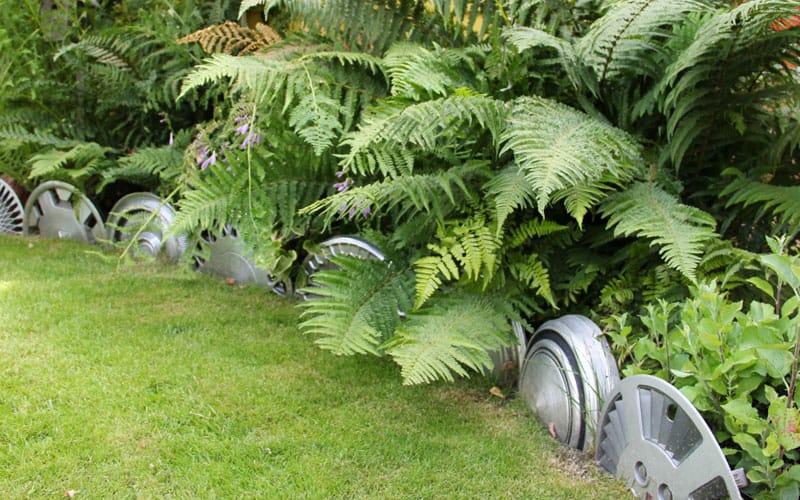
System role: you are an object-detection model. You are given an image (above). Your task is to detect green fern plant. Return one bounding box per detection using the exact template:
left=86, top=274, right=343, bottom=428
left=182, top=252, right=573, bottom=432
left=384, top=291, right=513, bottom=385
left=300, top=256, right=415, bottom=356
left=500, top=95, right=643, bottom=224
left=600, top=180, right=719, bottom=283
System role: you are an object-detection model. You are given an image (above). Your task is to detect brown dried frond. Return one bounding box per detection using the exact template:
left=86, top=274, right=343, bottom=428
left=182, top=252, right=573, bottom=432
left=177, top=21, right=282, bottom=56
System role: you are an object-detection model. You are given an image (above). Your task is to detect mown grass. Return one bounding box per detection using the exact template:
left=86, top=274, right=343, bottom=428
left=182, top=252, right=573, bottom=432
left=0, top=235, right=626, bottom=498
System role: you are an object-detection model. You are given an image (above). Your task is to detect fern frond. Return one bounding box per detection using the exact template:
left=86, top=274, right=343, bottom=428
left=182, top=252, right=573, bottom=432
left=427, top=0, right=495, bottom=44
left=577, top=0, right=708, bottom=84
left=177, top=21, right=282, bottom=55
left=301, top=50, right=385, bottom=77
left=299, top=256, right=415, bottom=356
left=483, top=165, right=536, bottom=231
left=383, top=42, right=482, bottom=100
left=179, top=53, right=282, bottom=99
left=239, top=0, right=272, bottom=19
left=339, top=93, right=506, bottom=176
left=661, top=1, right=800, bottom=168
left=172, top=161, right=246, bottom=234
left=722, top=176, right=800, bottom=228
left=301, top=161, right=487, bottom=228
left=503, top=25, right=591, bottom=94
left=599, top=275, right=635, bottom=310
left=384, top=292, right=511, bottom=385
left=501, top=96, right=642, bottom=221
left=288, top=93, right=343, bottom=155
left=0, top=124, right=77, bottom=148
left=56, top=37, right=133, bottom=70
left=28, top=142, right=114, bottom=181
left=100, top=142, right=187, bottom=191
left=664, top=1, right=800, bottom=86
left=413, top=216, right=501, bottom=309
left=281, top=0, right=426, bottom=54
left=599, top=181, right=718, bottom=282
left=507, top=253, right=556, bottom=307
left=507, top=218, right=570, bottom=249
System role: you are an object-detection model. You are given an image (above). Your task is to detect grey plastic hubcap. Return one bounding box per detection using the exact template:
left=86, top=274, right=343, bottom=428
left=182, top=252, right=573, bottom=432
left=596, top=375, right=742, bottom=499
left=23, top=181, right=105, bottom=243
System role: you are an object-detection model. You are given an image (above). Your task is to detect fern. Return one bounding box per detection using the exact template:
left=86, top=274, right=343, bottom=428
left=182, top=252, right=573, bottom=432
left=28, top=142, right=114, bottom=183
left=263, top=0, right=427, bottom=54
left=179, top=53, right=283, bottom=99
left=503, top=25, right=593, bottom=94
left=660, top=0, right=800, bottom=168
left=500, top=96, right=642, bottom=222
left=0, top=123, right=78, bottom=148
left=172, top=160, right=246, bottom=235
left=577, top=0, right=708, bottom=85
left=300, top=161, right=487, bottom=228
left=288, top=93, right=343, bottom=155
left=339, top=93, right=506, bottom=176
left=55, top=36, right=134, bottom=70
left=413, top=216, right=501, bottom=309
left=483, top=164, right=536, bottom=231
left=722, top=176, right=800, bottom=229
left=177, top=21, right=281, bottom=55
left=383, top=42, right=484, bottom=100
left=600, top=181, right=718, bottom=283
left=99, top=139, right=189, bottom=192
left=384, top=292, right=511, bottom=385
left=506, top=218, right=570, bottom=249
left=506, top=253, right=556, bottom=307
left=300, top=256, right=415, bottom=356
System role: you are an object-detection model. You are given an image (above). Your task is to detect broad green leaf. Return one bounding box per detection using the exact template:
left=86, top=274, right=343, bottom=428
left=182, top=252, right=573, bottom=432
left=761, top=254, right=800, bottom=293
left=757, top=346, right=794, bottom=378
left=747, top=277, right=775, bottom=300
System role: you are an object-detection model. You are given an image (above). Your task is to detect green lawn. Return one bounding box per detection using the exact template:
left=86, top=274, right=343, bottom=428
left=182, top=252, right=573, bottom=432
left=0, top=235, right=626, bottom=498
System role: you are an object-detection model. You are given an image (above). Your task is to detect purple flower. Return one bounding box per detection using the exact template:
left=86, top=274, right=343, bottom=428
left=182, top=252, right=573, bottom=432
left=333, top=178, right=351, bottom=193
left=335, top=170, right=345, bottom=178
left=361, top=205, right=371, bottom=218
left=234, top=114, right=249, bottom=123
left=235, top=122, right=249, bottom=135
left=200, top=150, right=216, bottom=170
left=195, top=145, right=209, bottom=166
left=239, top=131, right=262, bottom=149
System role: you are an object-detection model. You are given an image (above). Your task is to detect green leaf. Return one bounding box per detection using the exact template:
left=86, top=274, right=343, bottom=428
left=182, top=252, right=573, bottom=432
left=722, top=398, right=767, bottom=434
left=756, top=346, right=794, bottom=379
left=747, top=277, right=776, bottom=300
left=762, top=254, right=800, bottom=294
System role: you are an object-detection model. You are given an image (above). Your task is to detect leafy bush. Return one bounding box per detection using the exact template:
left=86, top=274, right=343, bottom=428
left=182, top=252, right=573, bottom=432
left=607, top=237, right=800, bottom=498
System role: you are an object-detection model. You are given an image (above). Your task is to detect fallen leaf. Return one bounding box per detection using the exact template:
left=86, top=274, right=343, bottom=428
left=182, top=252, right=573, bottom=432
left=138, top=439, right=147, bottom=449
left=548, top=422, right=559, bottom=439
left=225, top=277, right=236, bottom=285
left=65, top=491, right=78, bottom=498
left=489, top=386, right=506, bottom=399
